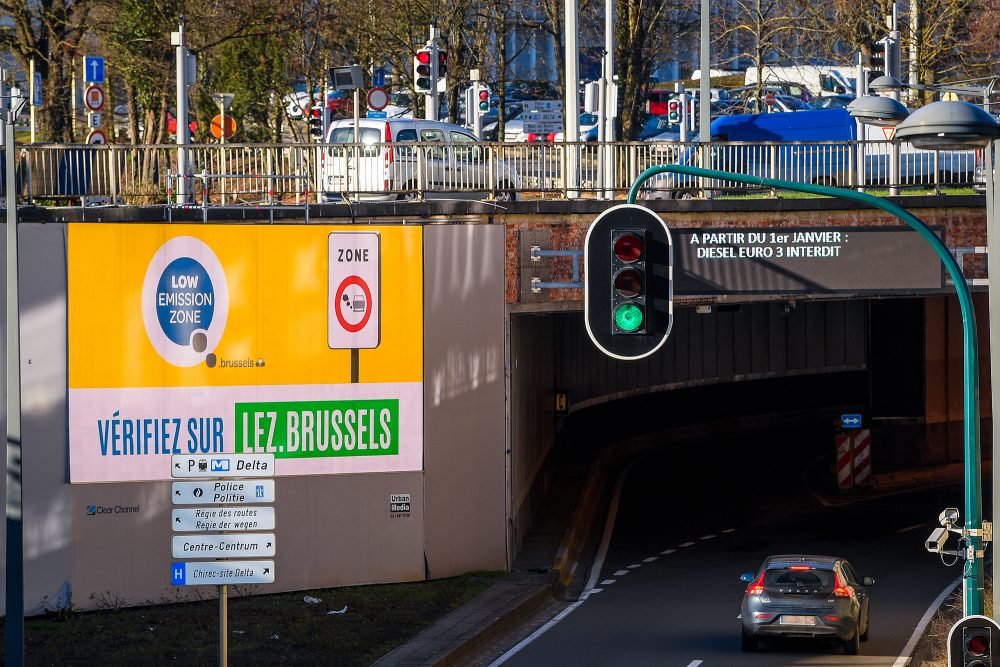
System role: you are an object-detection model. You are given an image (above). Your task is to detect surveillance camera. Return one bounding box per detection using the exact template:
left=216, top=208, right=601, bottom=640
left=925, top=527, right=949, bottom=553
left=940, top=508, right=960, bottom=527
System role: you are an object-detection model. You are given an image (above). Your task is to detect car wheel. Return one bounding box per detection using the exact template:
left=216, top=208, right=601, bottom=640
left=495, top=182, right=516, bottom=202
left=842, top=631, right=860, bottom=655
left=860, top=609, right=870, bottom=642
left=397, top=182, right=419, bottom=201
left=741, top=629, right=758, bottom=652
left=676, top=189, right=698, bottom=200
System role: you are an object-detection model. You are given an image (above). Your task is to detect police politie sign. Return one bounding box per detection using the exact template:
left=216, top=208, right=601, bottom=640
left=329, top=232, right=380, bottom=349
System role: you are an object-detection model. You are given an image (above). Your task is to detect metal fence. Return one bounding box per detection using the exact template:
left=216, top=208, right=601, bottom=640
left=5, top=139, right=980, bottom=206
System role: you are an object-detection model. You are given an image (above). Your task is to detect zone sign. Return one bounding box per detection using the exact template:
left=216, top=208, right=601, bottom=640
left=329, top=232, right=381, bottom=349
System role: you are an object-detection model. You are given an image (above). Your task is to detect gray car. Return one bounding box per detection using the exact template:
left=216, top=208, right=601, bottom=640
left=740, top=554, right=874, bottom=655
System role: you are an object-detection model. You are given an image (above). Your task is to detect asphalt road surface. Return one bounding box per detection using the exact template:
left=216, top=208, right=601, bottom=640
left=498, top=423, right=968, bottom=666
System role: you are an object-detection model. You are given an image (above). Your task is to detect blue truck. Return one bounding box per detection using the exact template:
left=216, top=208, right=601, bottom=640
left=644, top=108, right=976, bottom=198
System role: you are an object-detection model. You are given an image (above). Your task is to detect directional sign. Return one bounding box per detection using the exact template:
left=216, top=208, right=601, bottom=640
left=172, top=506, right=276, bottom=532
left=32, top=72, right=42, bottom=107
left=373, top=67, right=386, bottom=88
left=84, top=85, right=104, bottom=112
left=171, top=454, right=275, bottom=478
left=86, top=129, right=107, bottom=145
left=367, top=110, right=388, bottom=118
left=83, top=56, right=105, bottom=84
left=329, top=232, right=381, bottom=349
left=172, top=533, right=276, bottom=559
left=526, top=111, right=562, bottom=122
left=172, top=479, right=275, bottom=505
left=841, top=413, right=863, bottom=429
left=523, top=122, right=562, bottom=134
left=521, top=100, right=562, bottom=112
left=171, top=560, right=274, bottom=586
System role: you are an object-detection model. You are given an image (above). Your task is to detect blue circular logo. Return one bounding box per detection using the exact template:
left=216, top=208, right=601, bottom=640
left=155, top=257, right=215, bottom=346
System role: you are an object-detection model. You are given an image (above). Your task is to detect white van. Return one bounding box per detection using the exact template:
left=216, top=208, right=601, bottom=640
left=320, top=118, right=520, bottom=202
left=745, top=65, right=857, bottom=97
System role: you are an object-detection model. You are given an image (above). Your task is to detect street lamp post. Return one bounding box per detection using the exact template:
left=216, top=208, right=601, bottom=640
left=627, top=160, right=989, bottom=617
left=4, top=85, right=28, bottom=667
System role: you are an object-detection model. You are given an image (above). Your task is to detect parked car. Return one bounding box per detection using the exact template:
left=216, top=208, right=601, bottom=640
left=548, top=113, right=600, bottom=142
left=741, top=94, right=814, bottom=114
left=740, top=554, right=873, bottom=655
left=320, top=118, right=520, bottom=202
left=481, top=104, right=524, bottom=142
left=729, top=82, right=813, bottom=104
left=812, top=94, right=856, bottom=110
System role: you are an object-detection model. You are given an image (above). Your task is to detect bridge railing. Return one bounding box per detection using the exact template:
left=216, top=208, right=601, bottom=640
left=6, top=139, right=980, bottom=206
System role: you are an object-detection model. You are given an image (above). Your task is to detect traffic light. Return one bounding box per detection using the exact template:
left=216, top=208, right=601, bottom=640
left=667, top=98, right=681, bottom=124
left=584, top=204, right=673, bottom=360
left=948, top=616, right=1000, bottom=667
left=436, top=50, right=448, bottom=80
left=869, top=40, right=886, bottom=74
left=477, top=85, right=490, bottom=113
left=414, top=48, right=432, bottom=92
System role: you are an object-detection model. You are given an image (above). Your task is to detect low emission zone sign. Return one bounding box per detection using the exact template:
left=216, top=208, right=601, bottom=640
left=329, top=232, right=381, bottom=349
left=673, top=226, right=946, bottom=296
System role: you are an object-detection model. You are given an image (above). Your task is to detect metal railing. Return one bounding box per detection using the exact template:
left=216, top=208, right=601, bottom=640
left=6, top=139, right=981, bottom=206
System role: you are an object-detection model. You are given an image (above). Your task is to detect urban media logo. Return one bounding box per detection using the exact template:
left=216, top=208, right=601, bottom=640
left=141, top=236, right=229, bottom=367
left=86, top=503, right=140, bottom=516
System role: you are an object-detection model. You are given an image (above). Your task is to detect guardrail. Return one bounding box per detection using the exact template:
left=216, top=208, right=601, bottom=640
left=4, top=139, right=980, bottom=206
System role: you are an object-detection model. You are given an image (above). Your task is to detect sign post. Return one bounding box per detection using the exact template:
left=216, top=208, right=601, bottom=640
left=171, top=453, right=276, bottom=665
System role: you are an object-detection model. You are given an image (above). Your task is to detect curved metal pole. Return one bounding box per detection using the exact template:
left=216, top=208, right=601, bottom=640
left=628, top=163, right=984, bottom=617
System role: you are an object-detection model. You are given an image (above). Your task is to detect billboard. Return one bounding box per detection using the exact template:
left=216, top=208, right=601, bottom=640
left=68, top=224, right=423, bottom=483
left=673, top=226, right=946, bottom=295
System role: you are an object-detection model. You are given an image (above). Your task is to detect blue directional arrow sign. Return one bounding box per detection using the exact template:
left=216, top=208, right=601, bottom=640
left=83, top=56, right=105, bottom=84
left=32, top=72, right=42, bottom=107
left=841, top=413, right=863, bottom=429
left=373, top=67, right=386, bottom=88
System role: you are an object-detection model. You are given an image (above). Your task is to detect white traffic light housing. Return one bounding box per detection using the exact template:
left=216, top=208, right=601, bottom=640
left=584, top=204, right=673, bottom=360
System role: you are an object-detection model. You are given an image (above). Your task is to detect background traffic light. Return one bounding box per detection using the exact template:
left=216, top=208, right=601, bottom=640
left=667, top=98, right=681, bottom=124
left=478, top=86, right=490, bottom=113
left=948, top=616, right=999, bottom=667
left=584, top=204, right=673, bottom=361
left=436, top=50, right=448, bottom=80
left=869, top=40, right=886, bottom=74
left=414, top=48, right=432, bottom=92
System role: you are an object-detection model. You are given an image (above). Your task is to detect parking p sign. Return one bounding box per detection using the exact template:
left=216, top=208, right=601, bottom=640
left=329, top=232, right=380, bottom=349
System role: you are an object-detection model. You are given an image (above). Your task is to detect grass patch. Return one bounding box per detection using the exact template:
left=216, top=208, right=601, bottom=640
left=718, top=186, right=977, bottom=200
left=911, top=575, right=992, bottom=666
left=0, top=571, right=506, bottom=665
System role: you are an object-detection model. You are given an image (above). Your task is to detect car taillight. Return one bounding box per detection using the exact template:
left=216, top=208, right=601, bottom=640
left=747, top=571, right=766, bottom=596
left=833, top=571, right=852, bottom=598
left=824, top=615, right=840, bottom=622
left=789, top=565, right=811, bottom=571
left=753, top=613, right=773, bottom=620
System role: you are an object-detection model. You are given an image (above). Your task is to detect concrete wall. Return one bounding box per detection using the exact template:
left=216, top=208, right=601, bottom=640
left=1, top=221, right=508, bottom=614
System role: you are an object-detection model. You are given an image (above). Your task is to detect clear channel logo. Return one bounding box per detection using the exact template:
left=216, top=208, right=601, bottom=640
left=142, top=237, right=229, bottom=367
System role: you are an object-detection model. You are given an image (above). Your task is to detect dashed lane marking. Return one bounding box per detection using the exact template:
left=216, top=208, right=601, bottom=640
left=627, top=564, right=641, bottom=569
left=643, top=556, right=658, bottom=563
left=700, top=534, right=716, bottom=540
left=680, top=541, right=695, bottom=547
left=897, top=523, right=925, bottom=533
left=722, top=528, right=736, bottom=533
left=614, top=570, right=629, bottom=576
left=660, top=549, right=676, bottom=555
left=686, top=660, right=703, bottom=667
left=600, top=579, right=616, bottom=585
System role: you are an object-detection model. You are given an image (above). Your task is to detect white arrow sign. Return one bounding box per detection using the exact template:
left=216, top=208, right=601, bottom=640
left=172, top=506, right=275, bottom=532
left=171, top=454, right=275, bottom=478
left=172, top=533, right=276, bottom=559
left=172, top=479, right=275, bottom=505
left=171, top=560, right=274, bottom=586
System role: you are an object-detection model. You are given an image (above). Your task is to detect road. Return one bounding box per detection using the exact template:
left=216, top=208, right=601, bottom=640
left=497, top=423, right=967, bottom=666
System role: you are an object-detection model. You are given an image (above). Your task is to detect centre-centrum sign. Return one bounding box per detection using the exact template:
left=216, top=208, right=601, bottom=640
left=673, top=226, right=946, bottom=296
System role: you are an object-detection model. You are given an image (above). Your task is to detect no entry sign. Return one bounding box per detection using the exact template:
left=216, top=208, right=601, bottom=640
left=329, top=232, right=380, bottom=349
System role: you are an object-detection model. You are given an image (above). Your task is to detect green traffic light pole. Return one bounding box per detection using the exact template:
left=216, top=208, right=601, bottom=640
left=627, top=163, right=985, bottom=617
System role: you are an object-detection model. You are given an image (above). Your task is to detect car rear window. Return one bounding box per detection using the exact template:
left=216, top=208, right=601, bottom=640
left=327, top=127, right=382, bottom=157
left=765, top=567, right=834, bottom=592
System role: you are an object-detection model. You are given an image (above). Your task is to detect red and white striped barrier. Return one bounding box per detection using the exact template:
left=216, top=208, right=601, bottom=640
left=836, top=434, right=853, bottom=490
left=852, top=429, right=871, bottom=486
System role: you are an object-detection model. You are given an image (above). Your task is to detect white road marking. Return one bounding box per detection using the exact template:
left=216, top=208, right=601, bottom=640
left=627, top=564, right=641, bottom=569
left=737, top=613, right=742, bottom=620
left=660, top=549, right=676, bottom=555
left=643, top=556, right=658, bottom=563
left=686, top=661, right=703, bottom=667
left=488, top=463, right=634, bottom=666
left=892, top=574, right=962, bottom=667
left=722, top=528, right=736, bottom=533
left=897, top=523, right=925, bottom=533
left=700, top=534, right=716, bottom=540
left=600, top=579, right=616, bottom=585
left=680, top=541, right=695, bottom=547
left=613, top=570, right=629, bottom=576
